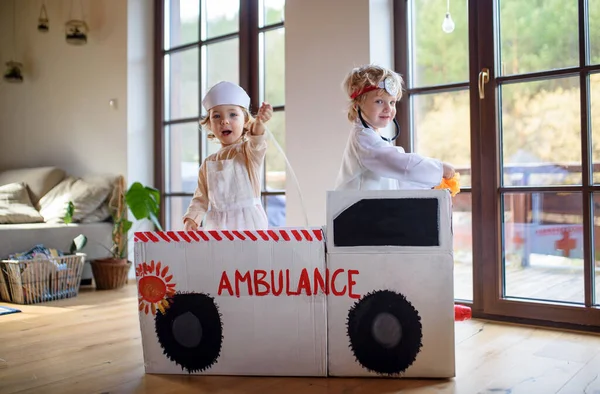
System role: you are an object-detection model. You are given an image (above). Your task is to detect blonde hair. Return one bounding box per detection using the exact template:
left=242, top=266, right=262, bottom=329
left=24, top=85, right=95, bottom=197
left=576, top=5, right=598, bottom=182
left=199, top=106, right=255, bottom=142
left=342, top=64, right=404, bottom=122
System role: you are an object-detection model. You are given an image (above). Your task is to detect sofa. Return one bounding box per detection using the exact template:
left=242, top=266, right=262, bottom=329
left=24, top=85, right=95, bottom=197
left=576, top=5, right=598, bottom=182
left=0, top=166, right=117, bottom=283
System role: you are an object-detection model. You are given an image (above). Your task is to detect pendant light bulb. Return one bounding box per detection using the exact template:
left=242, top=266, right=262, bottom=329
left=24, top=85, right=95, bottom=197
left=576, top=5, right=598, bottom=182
left=442, top=12, right=455, bottom=33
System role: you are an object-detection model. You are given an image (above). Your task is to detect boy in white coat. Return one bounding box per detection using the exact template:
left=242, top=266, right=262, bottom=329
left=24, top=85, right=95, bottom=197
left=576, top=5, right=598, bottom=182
left=335, top=65, right=455, bottom=191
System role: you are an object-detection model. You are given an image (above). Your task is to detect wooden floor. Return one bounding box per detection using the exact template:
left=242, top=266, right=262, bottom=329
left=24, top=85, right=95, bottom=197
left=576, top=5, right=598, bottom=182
left=1, top=284, right=600, bottom=394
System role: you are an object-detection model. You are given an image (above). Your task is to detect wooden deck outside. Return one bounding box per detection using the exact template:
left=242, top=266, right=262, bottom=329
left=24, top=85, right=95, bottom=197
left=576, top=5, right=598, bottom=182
left=453, top=257, right=600, bottom=304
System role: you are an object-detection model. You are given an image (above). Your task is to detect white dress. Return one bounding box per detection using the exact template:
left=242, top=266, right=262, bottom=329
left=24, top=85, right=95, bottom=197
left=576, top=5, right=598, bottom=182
left=335, top=121, right=444, bottom=191
left=183, top=134, right=268, bottom=230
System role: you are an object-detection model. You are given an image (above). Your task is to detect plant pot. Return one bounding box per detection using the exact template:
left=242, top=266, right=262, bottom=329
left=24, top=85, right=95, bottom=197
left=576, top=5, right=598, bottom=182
left=65, top=20, right=88, bottom=46
left=91, top=258, right=131, bottom=290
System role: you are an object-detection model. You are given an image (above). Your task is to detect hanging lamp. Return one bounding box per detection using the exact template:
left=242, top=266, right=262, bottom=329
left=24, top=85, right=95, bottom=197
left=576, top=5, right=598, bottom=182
left=4, top=0, right=23, bottom=83
left=37, top=2, right=49, bottom=33
left=65, top=0, right=89, bottom=45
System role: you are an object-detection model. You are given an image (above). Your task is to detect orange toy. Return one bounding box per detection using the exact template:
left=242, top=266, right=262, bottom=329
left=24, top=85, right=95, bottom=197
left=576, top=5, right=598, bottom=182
left=434, top=173, right=461, bottom=197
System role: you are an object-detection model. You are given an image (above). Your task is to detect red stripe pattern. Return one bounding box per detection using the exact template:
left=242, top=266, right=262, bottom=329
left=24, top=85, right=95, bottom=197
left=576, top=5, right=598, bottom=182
left=134, top=229, right=323, bottom=243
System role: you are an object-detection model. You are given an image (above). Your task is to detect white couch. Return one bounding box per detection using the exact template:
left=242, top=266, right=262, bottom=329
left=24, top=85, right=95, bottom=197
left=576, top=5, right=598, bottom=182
left=0, top=166, right=116, bottom=283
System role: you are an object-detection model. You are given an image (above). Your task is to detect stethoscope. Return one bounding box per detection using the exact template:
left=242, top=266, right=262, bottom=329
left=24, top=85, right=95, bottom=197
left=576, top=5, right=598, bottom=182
left=357, top=107, right=401, bottom=143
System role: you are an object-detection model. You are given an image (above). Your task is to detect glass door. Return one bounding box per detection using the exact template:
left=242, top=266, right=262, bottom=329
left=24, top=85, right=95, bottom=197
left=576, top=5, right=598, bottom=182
left=477, top=0, right=600, bottom=325
left=396, top=0, right=600, bottom=327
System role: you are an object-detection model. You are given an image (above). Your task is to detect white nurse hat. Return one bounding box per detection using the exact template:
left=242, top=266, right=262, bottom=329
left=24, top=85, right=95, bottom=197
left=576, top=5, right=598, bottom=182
left=202, top=81, right=251, bottom=111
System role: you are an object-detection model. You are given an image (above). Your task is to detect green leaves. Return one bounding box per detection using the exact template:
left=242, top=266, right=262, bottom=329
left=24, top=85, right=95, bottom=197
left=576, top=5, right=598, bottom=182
left=63, top=201, right=75, bottom=224
left=121, top=219, right=133, bottom=234
left=69, top=234, right=88, bottom=254
left=114, top=217, right=133, bottom=258
left=125, top=182, right=163, bottom=231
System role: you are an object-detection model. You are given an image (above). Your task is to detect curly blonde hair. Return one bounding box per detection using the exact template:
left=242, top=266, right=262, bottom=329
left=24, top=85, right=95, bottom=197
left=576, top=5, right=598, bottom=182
left=199, top=106, right=255, bottom=141
left=342, top=64, right=405, bottom=122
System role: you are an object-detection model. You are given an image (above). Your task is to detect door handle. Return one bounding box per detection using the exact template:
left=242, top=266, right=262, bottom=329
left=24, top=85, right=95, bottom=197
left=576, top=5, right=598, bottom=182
left=478, top=68, right=490, bottom=99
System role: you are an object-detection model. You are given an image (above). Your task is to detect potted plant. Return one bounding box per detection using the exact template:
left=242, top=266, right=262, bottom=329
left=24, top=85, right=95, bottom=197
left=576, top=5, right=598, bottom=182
left=91, top=176, right=162, bottom=290
left=4, top=61, right=24, bottom=83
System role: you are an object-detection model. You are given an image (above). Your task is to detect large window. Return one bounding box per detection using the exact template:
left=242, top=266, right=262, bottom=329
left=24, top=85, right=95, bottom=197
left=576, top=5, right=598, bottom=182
left=396, top=0, right=600, bottom=328
left=155, top=0, right=286, bottom=230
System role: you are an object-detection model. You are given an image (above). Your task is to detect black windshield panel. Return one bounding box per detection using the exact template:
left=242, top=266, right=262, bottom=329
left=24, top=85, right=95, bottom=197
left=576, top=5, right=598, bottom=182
left=333, top=198, right=439, bottom=247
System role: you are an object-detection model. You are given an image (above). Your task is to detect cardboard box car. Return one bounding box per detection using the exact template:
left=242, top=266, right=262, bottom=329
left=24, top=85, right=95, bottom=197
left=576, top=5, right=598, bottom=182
left=134, top=228, right=328, bottom=376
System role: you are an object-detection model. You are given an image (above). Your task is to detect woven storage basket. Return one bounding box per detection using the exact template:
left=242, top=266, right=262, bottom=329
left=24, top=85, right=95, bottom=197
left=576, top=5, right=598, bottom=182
left=90, top=258, right=131, bottom=290
left=0, top=253, right=85, bottom=304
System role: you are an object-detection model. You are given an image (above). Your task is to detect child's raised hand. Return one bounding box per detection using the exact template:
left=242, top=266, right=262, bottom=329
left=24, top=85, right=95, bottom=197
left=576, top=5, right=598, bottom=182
left=256, top=102, right=273, bottom=125
left=251, top=102, right=273, bottom=135
left=442, top=162, right=455, bottom=179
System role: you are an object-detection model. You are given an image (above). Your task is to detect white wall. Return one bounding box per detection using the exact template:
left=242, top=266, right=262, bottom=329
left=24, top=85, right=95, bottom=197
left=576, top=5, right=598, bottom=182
left=285, top=0, right=395, bottom=227
left=369, top=0, right=395, bottom=70
left=0, top=0, right=128, bottom=179
left=126, top=0, right=154, bottom=276
left=127, top=0, right=154, bottom=192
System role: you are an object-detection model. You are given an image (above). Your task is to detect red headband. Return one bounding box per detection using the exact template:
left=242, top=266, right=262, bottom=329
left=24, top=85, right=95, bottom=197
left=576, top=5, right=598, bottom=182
left=350, top=85, right=380, bottom=99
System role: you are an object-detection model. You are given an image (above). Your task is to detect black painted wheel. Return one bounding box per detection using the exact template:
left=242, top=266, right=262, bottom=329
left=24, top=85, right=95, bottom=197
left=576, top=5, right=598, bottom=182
left=155, top=292, right=223, bottom=373
left=347, top=289, right=423, bottom=375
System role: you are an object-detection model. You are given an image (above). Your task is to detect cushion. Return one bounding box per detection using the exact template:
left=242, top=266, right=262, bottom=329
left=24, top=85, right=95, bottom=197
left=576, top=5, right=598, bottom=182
left=0, top=182, right=45, bottom=224
left=38, top=175, right=115, bottom=223
left=0, top=167, right=66, bottom=208
left=81, top=202, right=112, bottom=223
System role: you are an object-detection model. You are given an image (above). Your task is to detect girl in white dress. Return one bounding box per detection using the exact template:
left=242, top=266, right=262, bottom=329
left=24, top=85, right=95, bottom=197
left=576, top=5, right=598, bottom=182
left=183, top=81, right=273, bottom=230
left=335, top=65, right=455, bottom=191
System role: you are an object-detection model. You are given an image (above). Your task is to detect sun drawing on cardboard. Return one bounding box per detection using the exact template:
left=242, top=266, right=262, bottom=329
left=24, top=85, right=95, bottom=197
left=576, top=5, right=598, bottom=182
left=136, top=260, right=176, bottom=315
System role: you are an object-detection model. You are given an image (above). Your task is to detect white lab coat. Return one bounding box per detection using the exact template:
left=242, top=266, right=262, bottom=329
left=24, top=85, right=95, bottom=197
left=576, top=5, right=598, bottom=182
left=334, top=121, right=444, bottom=191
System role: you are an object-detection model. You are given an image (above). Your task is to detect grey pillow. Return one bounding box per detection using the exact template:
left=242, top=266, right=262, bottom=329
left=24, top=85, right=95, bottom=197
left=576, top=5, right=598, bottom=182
left=38, top=175, right=114, bottom=223
left=81, top=203, right=112, bottom=223
left=0, top=167, right=65, bottom=208
left=0, top=182, right=45, bottom=224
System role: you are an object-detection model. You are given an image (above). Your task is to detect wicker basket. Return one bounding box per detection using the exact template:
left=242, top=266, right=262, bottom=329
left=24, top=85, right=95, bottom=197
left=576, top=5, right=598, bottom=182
left=0, top=253, right=85, bottom=304
left=91, top=258, right=131, bottom=290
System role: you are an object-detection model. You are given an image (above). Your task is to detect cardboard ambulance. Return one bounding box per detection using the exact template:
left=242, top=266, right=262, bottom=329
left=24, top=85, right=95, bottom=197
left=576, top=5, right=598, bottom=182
left=133, top=189, right=455, bottom=378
